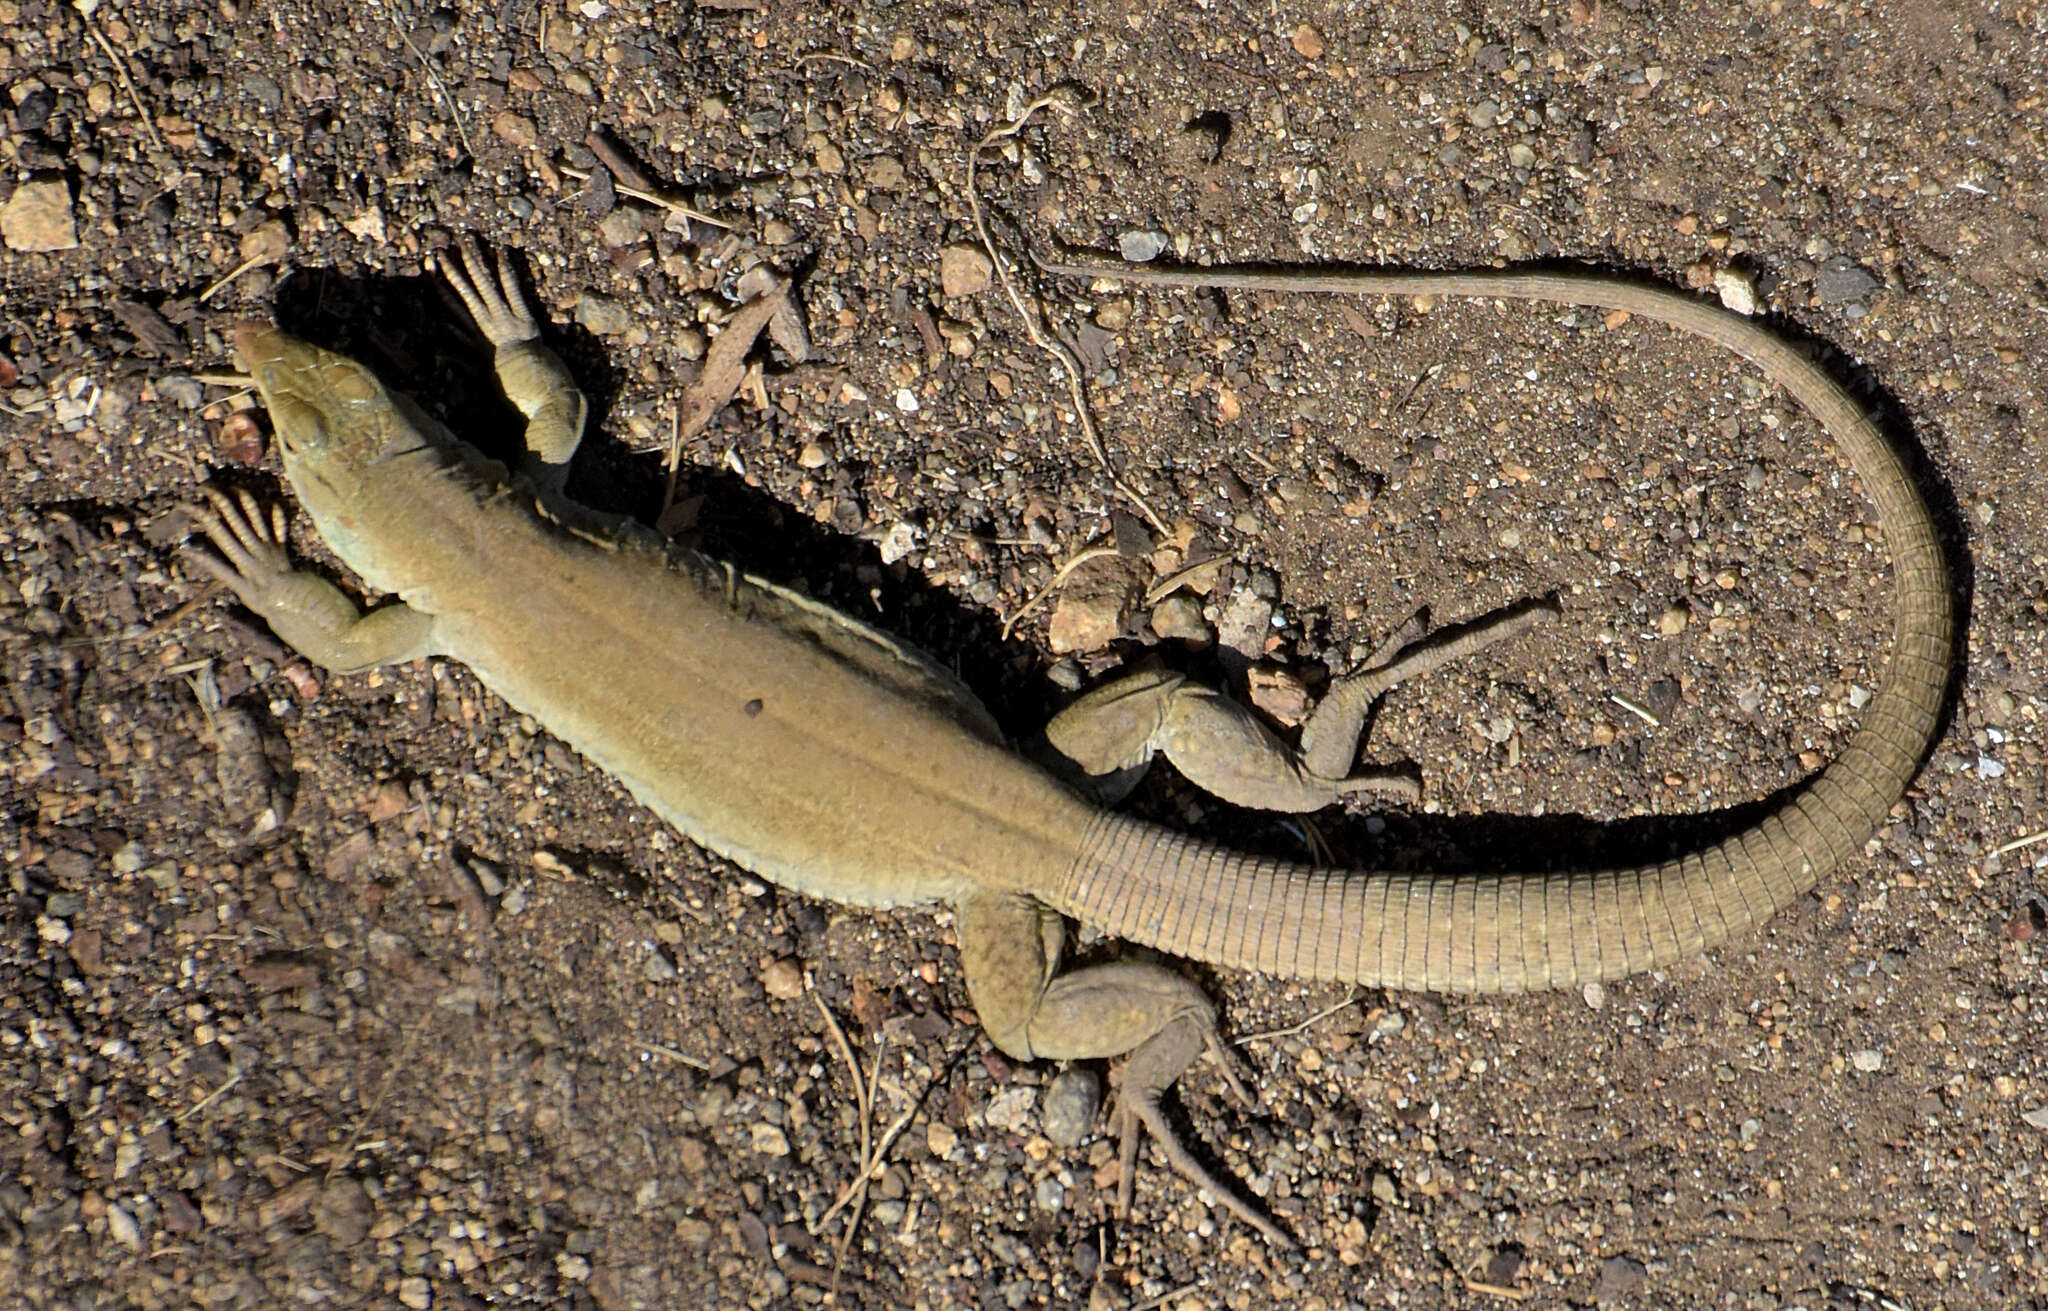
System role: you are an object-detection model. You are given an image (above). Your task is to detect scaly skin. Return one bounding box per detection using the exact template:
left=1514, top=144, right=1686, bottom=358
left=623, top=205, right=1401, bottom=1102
left=185, top=238, right=1951, bottom=1248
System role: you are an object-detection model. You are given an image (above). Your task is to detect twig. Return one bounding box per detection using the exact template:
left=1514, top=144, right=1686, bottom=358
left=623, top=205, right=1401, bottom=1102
left=795, top=51, right=876, bottom=74
left=812, top=992, right=873, bottom=1229
left=1132, top=1282, right=1202, bottom=1311
left=1608, top=692, right=1661, bottom=727
left=171, top=1070, right=242, bottom=1124
left=1235, top=990, right=1362, bottom=1046
left=78, top=3, right=167, bottom=155
left=966, top=87, right=1169, bottom=538
left=198, top=253, right=276, bottom=303
left=1985, top=828, right=2048, bottom=862
left=640, top=1042, right=711, bottom=1071
left=1460, top=1274, right=1533, bottom=1300
left=326, top=1021, right=426, bottom=1181
left=559, top=164, right=732, bottom=229
left=392, top=13, right=475, bottom=160
left=997, top=543, right=1119, bottom=642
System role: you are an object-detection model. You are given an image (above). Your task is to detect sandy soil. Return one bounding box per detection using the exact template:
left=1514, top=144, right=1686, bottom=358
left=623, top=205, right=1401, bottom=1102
left=3, top=1, right=2045, bottom=1307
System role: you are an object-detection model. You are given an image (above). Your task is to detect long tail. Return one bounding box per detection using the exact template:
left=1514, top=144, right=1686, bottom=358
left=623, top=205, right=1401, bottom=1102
left=1046, top=264, right=1952, bottom=993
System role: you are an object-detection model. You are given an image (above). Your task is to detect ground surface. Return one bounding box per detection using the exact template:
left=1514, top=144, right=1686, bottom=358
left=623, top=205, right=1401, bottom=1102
left=3, top=1, right=2046, bottom=1308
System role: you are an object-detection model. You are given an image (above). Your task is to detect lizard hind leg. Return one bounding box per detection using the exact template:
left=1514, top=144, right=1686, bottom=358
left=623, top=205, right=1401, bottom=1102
left=954, top=892, right=1295, bottom=1248
left=435, top=235, right=589, bottom=492
left=1296, top=597, right=1562, bottom=785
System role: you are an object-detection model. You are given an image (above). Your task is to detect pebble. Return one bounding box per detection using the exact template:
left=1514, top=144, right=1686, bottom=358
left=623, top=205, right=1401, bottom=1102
left=1581, top=981, right=1607, bottom=1010
left=1850, top=1048, right=1884, bottom=1072
left=878, top=521, right=919, bottom=566
left=490, top=111, right=539, bottom=148
left=1370, top=1171, right=1400, bottom=1207
left=1215, top=589, right=1275, bottom=663
left=1714, top=267, right=1760, bottom=315
left=750, top=1123, right=791, bottom=1156
left=940, top=244, right=993, bottom=297
left=1039, top=1068, right=1102, bottom=1148
left=926, top=1122, right=959, bottom=1158
left=106, top=1203, right=141, bottom=1249
left=1, top=176, right=78, bottom=252
left=1046, top=560, right=1136, bottom=654
left=758, top=958, right=804, bottom=999
left=575, top=292, right=634, bottom=337
left=398, top=1276, right=433, bottom=1308
left=983, top=1086, right=1037, bottom=1133
left=1034, top=1177, right=1066, bottom=1213
left=1814, top=257, right=1880, bottom=304
left=313, top=1177, right=372, bottom=1248
left=1149, top=593, right=1211, bottom=644
left=1118, top=229, right=1169, bottom=262
left=1595, top=1255, right=1647, bottom=1302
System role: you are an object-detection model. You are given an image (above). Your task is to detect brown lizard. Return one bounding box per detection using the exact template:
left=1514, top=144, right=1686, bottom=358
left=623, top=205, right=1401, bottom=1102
left=186, top=238, right=1952, bottom=1247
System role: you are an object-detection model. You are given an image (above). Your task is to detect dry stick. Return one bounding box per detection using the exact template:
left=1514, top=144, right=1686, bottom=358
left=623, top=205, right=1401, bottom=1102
left=392, top=16, right=475, bottom=160
left=965, top=90, right=1169, bottom=540
left=1986, top=827, right=2048, bottom=863
left=79, top=6, right=167, bottom=155
left=828, top=1034, right=891, bottom=1273
left=1608, top=692, right=1662, bottom=727
left=811, top=992, right=873, bottom=1230
left=170, top=1070, right=243, bottom=1125
left=326, top=1020, right=427, bottom=1182
left=996, top=543, right=1119, bottom=642
left=1461, top=1275, right=1533, bottom=1301
left=559, top=163, right=732, bottom=230
left=1131, top=1282, right=1202, bottom=1311
left=1233, top=991, right=1364, bottom=1046
left=640, top=1041, right=711, bottom=1072
left=795, top=51, right=877, bottom=74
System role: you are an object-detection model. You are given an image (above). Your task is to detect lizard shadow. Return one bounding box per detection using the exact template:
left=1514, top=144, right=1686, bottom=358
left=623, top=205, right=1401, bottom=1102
left=264, top=256, right=1051, bottom=739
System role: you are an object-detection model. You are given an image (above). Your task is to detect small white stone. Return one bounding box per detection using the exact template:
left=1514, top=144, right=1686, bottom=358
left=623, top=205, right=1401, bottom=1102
left=106, top=1204, right=141, bottom=1249
left=1714, top=267, right=1760, bottom=316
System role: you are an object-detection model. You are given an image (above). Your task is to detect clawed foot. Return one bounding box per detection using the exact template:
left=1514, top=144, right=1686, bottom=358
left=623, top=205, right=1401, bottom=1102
left=1110, top=1017, right=1296, bottom=1249
left=434, top=234, right=542, bottom=350
left=183, top=486, right=293, bottom=608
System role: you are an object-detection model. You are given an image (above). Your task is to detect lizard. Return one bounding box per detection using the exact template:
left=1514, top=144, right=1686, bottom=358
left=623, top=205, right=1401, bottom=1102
left=184, top=236, right=1952, bottom=1249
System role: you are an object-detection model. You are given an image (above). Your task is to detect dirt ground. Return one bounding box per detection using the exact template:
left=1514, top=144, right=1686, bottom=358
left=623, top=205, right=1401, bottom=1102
left=4, top=0, right=2046, bottom=1307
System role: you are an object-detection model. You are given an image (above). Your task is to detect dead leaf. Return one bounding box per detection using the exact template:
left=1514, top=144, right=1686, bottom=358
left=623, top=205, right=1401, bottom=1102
left=675, top=283, right=793, bottom=446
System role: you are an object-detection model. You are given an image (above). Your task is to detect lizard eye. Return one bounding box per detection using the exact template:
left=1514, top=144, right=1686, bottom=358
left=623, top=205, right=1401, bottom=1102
left=268, top=394, right=330, bottom=454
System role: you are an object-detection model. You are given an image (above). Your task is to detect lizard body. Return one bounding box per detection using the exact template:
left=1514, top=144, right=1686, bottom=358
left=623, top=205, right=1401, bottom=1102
left=189, top=239, right=1952, bottom=1247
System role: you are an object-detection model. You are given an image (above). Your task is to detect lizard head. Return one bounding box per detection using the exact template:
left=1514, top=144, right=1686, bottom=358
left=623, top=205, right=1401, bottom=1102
left=234, top=320, right=396, bottom=474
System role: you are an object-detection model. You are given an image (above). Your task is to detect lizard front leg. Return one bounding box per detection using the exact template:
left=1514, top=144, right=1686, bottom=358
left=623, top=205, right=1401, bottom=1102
left=954, top=891, right=1294, bottom=1248
left=435, top=235, right=588, bottom=491
left=184, top=486, right=439, bottom=673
